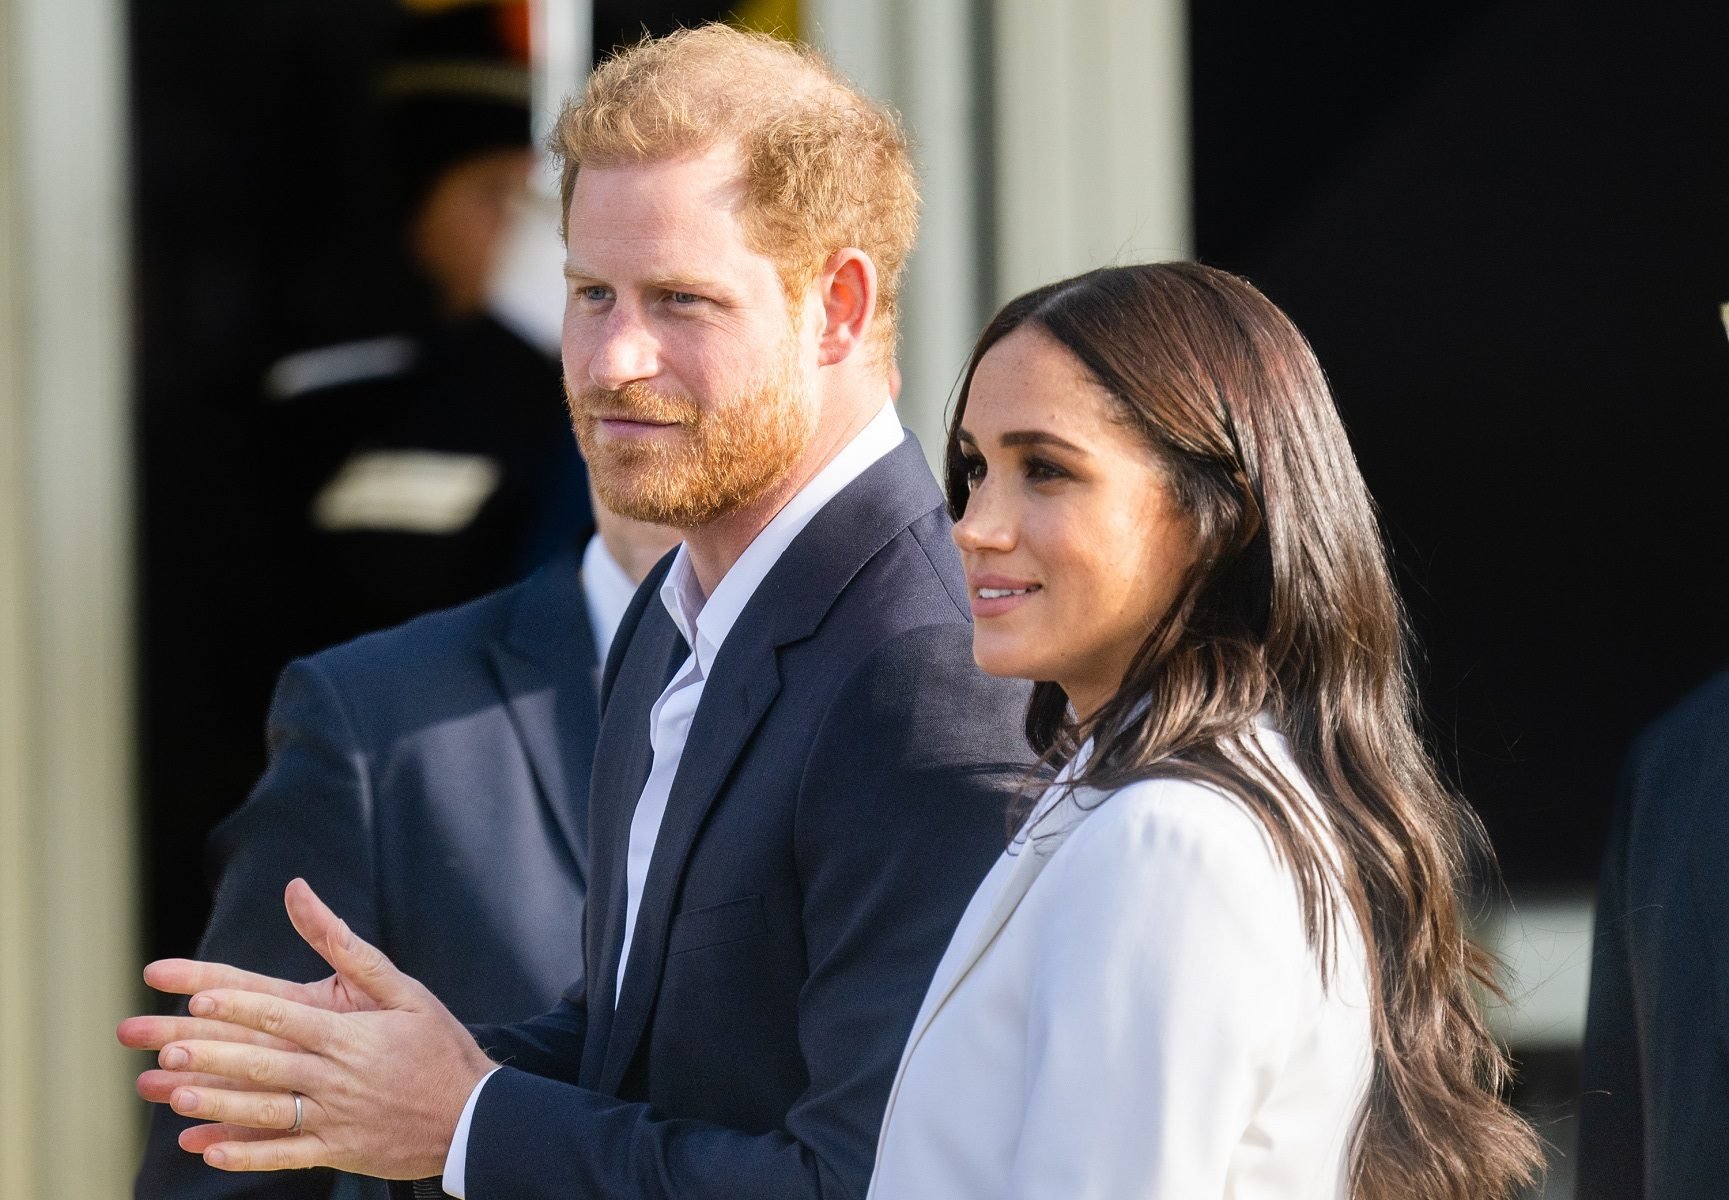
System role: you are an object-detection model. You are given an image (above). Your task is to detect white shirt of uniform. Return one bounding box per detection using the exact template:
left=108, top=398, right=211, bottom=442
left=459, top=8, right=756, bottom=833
left=580, top=530, right=643, bottom=668
left=444, top=399, right=902, bottom=1198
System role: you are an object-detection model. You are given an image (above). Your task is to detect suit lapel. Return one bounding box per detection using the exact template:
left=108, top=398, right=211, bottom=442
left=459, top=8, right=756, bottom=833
left=598, top=629, right=783, bottom=1091
left=485, top=545, right=599, bottom=881
left=583, top=599, right=686, bottom=1084
left=598, top=434, right=949, bottom=1094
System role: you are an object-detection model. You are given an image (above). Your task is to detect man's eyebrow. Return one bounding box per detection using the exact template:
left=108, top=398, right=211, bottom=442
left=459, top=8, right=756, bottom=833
left=561, top=264, right=733, bottom=296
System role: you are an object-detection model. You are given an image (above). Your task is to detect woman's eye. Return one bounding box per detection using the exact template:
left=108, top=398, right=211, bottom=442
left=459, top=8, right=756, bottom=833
left=959, top=455, right=986, bottom=489
left=1025, top=456, right=1068, bottom=483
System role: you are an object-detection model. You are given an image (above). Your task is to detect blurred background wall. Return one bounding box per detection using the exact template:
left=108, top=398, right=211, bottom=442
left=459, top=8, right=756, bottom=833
left=1, top=0, right=137, bottom=1194
left=3, top=0, right=1726, bottom=1193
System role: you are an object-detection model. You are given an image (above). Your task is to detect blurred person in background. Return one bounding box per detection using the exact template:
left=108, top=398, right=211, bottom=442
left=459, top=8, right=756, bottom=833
left=145, top=0, right=591, bottom=971
left=135, top=490, right=680, bottom=1200
left=1578, top=667, right=1729, bottom=1199
left=254, top=0, right=590, bottom=664
left=138, top=0, right=753, bottom=979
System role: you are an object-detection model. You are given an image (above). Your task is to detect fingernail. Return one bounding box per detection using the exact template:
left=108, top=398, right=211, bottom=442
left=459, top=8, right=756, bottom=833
left=171, top=1088, right=197, bottom=1114
left=206, top=1149, right=226, bottom=1167
left=189, top=995, right=214, bottom=1016
left=162, top=1047, right=188, bottom=1069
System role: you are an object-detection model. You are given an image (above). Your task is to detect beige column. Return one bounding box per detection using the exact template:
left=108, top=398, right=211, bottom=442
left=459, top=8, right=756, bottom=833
left=806, top=0, right=988, bottom=460
left=809, top=0, right=1190, bottom=453
left=0, top=0, right=141, bottom=1192
left=992, top=0, right=1192, bottom=301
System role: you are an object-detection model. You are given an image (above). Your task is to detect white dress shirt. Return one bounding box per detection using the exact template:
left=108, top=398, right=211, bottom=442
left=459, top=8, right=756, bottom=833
left=867, top=719, right=1374, bottom=1200
left=444, top=399, right=902, bottom=1197
left=580, top=530, right=641, bottom=668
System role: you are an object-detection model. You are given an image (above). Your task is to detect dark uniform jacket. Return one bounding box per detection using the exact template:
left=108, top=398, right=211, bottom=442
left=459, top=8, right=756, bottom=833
left=138, top=545, right=598, bottom=1200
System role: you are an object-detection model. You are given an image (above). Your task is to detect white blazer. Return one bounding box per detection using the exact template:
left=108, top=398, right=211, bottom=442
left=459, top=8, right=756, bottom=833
left=867, top=723, right=1374, bottom=1200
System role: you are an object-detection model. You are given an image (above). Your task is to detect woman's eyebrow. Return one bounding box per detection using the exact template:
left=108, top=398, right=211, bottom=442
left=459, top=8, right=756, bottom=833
left=998, top=429, right=1086, bottom=454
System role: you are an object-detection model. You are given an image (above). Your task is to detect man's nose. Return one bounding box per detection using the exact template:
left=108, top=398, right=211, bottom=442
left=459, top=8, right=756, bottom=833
left=585, top=308, right=659, bottom=391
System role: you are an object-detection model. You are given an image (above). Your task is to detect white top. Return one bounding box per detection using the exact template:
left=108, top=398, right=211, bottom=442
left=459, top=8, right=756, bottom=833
left=443, top=399, right=902, bottom=1198
left=867, top=722, right=1375, bottom=1200
left=580, top=531, right=641, bottom=668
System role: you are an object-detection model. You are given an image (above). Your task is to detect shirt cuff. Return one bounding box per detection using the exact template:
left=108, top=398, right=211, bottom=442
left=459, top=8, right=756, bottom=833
left=441, top=1067, right=501, bottom=1199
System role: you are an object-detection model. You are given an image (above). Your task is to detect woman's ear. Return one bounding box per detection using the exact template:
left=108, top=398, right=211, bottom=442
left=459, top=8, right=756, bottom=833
left=813, top=248, right=878, bottom=367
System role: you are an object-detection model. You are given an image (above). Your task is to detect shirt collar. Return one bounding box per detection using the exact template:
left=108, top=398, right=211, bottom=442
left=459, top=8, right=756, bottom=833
left=658, top=399, right=904, bottom=676
left=579, top=532, right=643, bottom=666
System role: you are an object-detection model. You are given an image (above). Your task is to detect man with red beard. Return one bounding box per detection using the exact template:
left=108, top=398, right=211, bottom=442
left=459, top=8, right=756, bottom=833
left=121, top=24, right=1033, bottom=1200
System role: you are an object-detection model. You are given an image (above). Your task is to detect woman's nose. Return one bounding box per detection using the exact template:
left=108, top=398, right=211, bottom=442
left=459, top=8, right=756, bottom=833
left=952, top=485, right=1014, bottom=553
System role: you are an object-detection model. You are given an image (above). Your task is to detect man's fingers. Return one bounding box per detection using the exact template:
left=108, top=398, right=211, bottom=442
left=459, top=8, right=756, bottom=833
left=284, top=878, right=426, bottom=1010
left=176, top=989, right=337, bottom=1053
left=178, top=1122, right=288, bottom=1153
left=203, top=1136, right=327, bottom=1173
left=166, top=1081, right=313, bottom=1133
left=118, top=1014, right=297, bottom=1054
left=137, top=1068, right=274, bottom=1104
left=143, top=958, right=322, bottom=1006
left=157, top=1038, right=315, bottom=1097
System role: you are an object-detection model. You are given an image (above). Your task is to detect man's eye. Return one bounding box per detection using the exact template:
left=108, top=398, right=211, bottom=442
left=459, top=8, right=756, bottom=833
left=668, top=291, right=701, bottom=305
left=580, top=285, right=611, bottom=302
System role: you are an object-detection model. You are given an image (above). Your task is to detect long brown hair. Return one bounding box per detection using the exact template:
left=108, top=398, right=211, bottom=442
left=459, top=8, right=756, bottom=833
left=946, top=263, right=1543, bottom=1199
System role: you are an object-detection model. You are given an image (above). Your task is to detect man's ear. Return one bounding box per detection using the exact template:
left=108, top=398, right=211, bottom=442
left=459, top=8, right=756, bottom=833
left=813, top=248, right=878, bottom=367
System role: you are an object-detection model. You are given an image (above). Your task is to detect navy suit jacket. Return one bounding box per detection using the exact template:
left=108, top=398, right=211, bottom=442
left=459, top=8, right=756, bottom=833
left=137, top=546, right=599, bottom=1200
left=451, top=435, right=1035, bottom=1199
left=1579, top=668, right=1729, bottom=1199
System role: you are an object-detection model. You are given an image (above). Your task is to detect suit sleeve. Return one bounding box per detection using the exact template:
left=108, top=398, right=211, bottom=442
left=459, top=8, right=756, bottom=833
left=460, top=622, right=1028, bottom=1199
left=1576, top=747, right=1649, bottom=1200
left=468, top=989, right=589, bottom=1086
left=136, top=658, right=383, bottom=1200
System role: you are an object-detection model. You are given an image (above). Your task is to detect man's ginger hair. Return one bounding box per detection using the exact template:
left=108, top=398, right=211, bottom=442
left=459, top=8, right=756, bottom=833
left=551, top=24, right=920, bottom=359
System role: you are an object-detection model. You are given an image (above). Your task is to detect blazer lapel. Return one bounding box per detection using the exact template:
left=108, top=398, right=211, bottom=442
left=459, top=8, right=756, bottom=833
left=599, top=433, right=950, bottom=1094
left=894, top=787, right=1095, bottom=1073
left=485, top=544, right=599, bottom=881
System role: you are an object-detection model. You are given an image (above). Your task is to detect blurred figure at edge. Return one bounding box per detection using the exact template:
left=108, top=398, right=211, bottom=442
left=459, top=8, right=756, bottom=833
left=1579, top=667, right=1729, bottom=1199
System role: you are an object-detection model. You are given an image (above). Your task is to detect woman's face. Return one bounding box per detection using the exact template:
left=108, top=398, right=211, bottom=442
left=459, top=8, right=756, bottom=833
left=952, top=327, right=1197, bottom=720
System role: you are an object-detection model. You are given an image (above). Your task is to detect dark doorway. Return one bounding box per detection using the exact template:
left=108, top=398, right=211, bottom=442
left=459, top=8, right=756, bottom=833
left=1192, top=0, right=1729, bottom=889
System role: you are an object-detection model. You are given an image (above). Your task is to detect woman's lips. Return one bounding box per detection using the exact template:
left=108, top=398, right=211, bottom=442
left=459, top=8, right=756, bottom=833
left=968, top=577, right=1041, bottom=619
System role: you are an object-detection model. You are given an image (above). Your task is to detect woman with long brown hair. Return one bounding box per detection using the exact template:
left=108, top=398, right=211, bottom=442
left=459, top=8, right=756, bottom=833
left=867, top=263, right=1541, bottom=1198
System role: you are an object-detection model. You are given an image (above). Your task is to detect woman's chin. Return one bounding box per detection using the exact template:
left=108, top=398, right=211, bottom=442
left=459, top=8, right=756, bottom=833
left=970, top=640, right=1040, bottom=682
